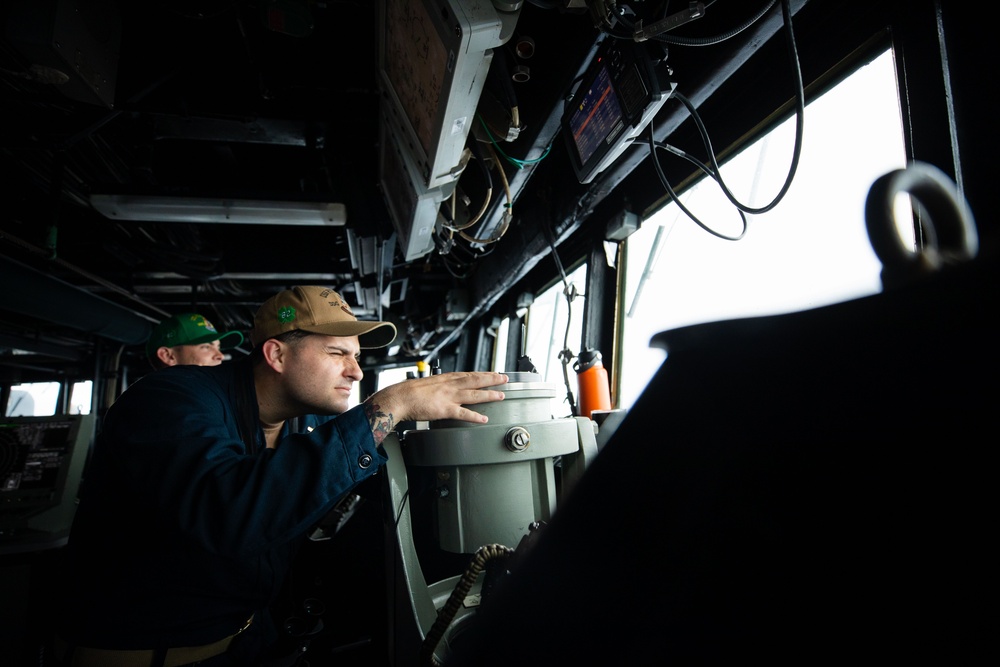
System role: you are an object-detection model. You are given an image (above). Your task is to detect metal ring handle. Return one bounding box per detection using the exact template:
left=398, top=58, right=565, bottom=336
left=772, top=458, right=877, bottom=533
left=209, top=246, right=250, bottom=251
left=865, top=161, right=978, bottom=288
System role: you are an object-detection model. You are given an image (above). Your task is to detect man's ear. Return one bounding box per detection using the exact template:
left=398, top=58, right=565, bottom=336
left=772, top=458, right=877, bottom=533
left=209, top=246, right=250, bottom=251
left=155, top=347, right=177, bottom=367
left=261, top=339, right=285, bottom=372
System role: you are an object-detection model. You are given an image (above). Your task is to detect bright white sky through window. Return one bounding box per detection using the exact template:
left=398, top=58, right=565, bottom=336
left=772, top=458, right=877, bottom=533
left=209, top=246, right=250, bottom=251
left=619, top=48, right=906, bottom=409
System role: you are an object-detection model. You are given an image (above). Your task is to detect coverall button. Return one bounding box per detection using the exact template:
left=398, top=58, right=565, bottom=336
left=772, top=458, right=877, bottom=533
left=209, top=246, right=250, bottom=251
left=358, top=454, right=373, bottom=469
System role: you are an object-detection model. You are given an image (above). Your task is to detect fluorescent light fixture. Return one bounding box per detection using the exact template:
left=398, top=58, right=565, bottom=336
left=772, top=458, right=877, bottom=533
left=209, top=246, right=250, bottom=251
left=89, top=195, right=346, bottom=226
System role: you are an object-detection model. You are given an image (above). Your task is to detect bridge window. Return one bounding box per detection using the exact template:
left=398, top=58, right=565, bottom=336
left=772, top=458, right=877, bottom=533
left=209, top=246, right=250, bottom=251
left=522, top=263, right=586, bottom=416
left=5, top=381, right=93, bottom=416
left=620, top=48, right=906, bottom=409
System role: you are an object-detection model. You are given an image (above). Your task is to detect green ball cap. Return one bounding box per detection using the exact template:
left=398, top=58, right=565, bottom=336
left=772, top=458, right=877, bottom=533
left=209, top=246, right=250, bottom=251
left=146, top=313, right=244, bottom=357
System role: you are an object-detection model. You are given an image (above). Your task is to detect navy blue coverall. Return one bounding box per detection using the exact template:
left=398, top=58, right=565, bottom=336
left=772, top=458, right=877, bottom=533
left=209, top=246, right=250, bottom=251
left=55, top=356, right=385, bottom=657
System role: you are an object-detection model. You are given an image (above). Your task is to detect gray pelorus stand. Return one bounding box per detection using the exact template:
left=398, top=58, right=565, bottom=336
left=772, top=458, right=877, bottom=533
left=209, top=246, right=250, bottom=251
left=382, top=372, right=599, bottom=667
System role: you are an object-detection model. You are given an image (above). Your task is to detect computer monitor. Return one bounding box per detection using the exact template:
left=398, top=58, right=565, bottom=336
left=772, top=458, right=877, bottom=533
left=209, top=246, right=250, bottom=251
left=0, top=414, right=93, bottom=553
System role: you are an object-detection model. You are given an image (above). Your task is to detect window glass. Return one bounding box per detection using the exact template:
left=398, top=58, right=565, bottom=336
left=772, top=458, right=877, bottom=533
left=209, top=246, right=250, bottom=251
left=523, top=263, right=587, bottom=416
left=6, top=382, right=60, bottom=416
left=377, top=366, right=419, bottom=391
left=492, top=317, right=510, bottom=373
left=620, top=49, right=906, bottom=409
left=69, top=381, right=93, bottom=415
left=524, top=264, right=587, bottom=383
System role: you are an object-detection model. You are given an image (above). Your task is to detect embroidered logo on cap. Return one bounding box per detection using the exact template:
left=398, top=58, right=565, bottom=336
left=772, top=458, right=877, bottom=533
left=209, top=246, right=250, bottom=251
left=190, top=314, right=218, bottom=333
left=320, top=287, right=354, bottom=317
left=278, top=306, right=296, bottom=323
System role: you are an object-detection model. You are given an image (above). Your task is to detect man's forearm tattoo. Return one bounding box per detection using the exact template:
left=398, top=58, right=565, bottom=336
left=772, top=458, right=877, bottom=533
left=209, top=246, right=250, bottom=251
left=363, top=397, right=396, bottom=445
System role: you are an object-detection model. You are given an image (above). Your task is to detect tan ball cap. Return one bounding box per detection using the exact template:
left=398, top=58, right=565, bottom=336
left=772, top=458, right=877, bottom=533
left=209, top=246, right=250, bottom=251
left=251, top=286, right=397, bottom=349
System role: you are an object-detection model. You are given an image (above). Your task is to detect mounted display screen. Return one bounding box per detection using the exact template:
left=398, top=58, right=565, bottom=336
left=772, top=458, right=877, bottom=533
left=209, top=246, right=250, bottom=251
left=378, top=0, right=507, bottom=190
left=568, top=62, right=625, bottom=169
left=1, top=414, right=91, bottom=546
left=562, top=38, right=674, bottom=184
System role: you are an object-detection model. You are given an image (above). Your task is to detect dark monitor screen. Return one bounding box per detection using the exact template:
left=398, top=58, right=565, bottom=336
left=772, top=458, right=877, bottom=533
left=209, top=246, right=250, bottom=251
left=1, top=416, right=86, bottom=530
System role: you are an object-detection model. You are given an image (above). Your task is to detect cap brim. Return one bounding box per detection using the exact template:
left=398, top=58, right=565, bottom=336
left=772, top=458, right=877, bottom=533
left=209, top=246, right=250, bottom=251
left=182, top=330, right=245, bottom=350
left=300, top=320, right=397, bottom=349
left=359, top=321, right=397, bottom=349
left=216, top=330, right=245, bottom=350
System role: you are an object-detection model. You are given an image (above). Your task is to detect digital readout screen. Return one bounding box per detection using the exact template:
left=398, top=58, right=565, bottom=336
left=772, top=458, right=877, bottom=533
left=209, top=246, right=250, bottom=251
left=568, top=63, right=625, bottom=167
